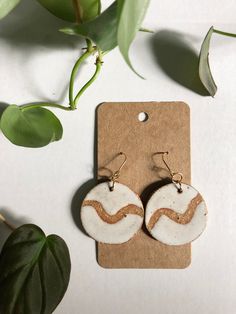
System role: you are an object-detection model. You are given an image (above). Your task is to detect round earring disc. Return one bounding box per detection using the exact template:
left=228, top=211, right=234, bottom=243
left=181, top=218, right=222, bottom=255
left=145, top=183, right=207, bottom=245
left=81, top=182, right=144, bottom=244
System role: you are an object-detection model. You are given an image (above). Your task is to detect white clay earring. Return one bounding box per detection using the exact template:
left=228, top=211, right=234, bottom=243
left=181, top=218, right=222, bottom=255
left=81, top=152, right=144, bottom=244
left=145, top=152, right=207, bottom=246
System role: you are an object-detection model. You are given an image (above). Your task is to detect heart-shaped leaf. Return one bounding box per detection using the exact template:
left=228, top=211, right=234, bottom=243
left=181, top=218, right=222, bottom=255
left=0, top=0, right=21, bottom=20
left=0, top=224, right=71, bottom=314
left=37, top=0, right=101, bottom=23
left=198, top=26, right=217, bottom=97
left=61, top=1, right=118, bottom=51
left=117, top=0, right=150, bottom=77
left=0, top=105, right=63, bottom=148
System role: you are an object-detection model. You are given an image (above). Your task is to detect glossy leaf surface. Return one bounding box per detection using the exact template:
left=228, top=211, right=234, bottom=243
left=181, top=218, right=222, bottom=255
left=117, top=0, right=150, bottom=76
left=0, top=224, right=71, bottom=314
left=37, top=0, right=101, bottom=22
left=77, top=0, right=101, bottom=22
left=61, top=1, right=118, bottom=51
left=0, top=105, right=63, bottom=148
left=37, top=0, right=75, bottom=22
left=198, top=26, right=217, bottom=96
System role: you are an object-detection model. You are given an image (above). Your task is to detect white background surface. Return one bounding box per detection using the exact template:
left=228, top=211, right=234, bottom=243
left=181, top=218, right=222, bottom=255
left=0, top=0, right=236, bottom=313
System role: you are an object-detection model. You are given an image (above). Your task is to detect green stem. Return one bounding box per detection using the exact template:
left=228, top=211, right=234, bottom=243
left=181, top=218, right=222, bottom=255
left=86, top=38, right=93, bottom=52
left=73, top=54, right=103, bottom=107
left=69, top=48, right=94, bottom=109
left=21, top=103, right=72, bottom=111
left=214, top=29, right=236, bottom=38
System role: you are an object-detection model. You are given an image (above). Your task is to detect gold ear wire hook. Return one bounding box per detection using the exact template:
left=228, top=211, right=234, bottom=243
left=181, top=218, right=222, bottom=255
left=116, top=152, right=127, bottom=174
left=109, top=152, right=127, bottom=191
left=153, top=151, right=183, bottom=193
left=154, top=152, right=173, bottom=175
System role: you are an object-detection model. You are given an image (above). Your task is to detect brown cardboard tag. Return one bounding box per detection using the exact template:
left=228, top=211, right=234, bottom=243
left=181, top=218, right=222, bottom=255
left=96, top=102, right=191, bottom=268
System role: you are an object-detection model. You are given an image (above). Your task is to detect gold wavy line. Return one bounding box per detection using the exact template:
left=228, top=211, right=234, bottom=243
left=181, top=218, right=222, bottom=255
left=82, top=200, right=144, bottom=224
left=147, top=193, right=204, bottom=231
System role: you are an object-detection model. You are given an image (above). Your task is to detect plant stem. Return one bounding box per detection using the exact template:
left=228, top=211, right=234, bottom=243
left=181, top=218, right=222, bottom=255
left=20, top=39, right=101, bottom=112
left=73, top=52, right=103, bottom=107
left=86, top=39, right=93, bottom=52
left=69, top=47, right=95, bottom=110
left=0, top=213, right=16, bottom=231
left=21, top=103, right=72, bottom=111
left=214, top=29, right=236, bottom=38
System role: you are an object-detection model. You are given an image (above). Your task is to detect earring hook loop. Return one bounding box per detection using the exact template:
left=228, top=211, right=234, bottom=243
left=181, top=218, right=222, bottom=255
left=109, top=152, right=127, bottom=191
left=153, top=151, right=183, bottom=193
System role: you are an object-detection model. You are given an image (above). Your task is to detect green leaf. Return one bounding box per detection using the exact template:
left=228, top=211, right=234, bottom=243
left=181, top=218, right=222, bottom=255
left=117, top=0, right=150, bottom=77
left=0, top=224, right=71, bottom=314
left=60, top=1, right=118, bottom=51
left=37, top=0, right=75, bottom=22
left=61, top=0, right=150, bottom=76
left=198, top=26, right=217, bottom=97
left=0, top=0, right=21, bottom=20
left=37, top=0, right=101, bottom=23
left=76, top=0, right=101, bottom=22
left=0, top=105, right=63, bottom=148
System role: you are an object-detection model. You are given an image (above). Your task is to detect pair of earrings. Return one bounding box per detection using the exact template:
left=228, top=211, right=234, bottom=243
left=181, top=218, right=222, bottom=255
left=81, top=152, right=207, bottom=245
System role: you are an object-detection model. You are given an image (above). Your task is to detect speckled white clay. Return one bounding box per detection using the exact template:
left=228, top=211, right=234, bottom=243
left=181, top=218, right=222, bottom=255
left=81, top=182, right=144, bottom=244
left=145, top=183, right=207, bottom=245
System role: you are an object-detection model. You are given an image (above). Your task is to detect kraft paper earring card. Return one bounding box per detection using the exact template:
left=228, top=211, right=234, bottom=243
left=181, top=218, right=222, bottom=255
left=96, top=102, right=191, bottom=269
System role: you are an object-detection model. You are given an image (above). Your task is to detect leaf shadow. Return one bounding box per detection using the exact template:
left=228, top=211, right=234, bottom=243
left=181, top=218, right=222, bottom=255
left=71, top=179, right=96, bottom=237
left=0, top=0, right=85, bottom=103
left=0, top=208, right=28, bottom=250
left=71, top=104, right=100, bottom=240
left=0, top=0, right=81, bottom=49
left=150, top=29, right=209, bottom=96
left=70, top=105, right=104, bottom=262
